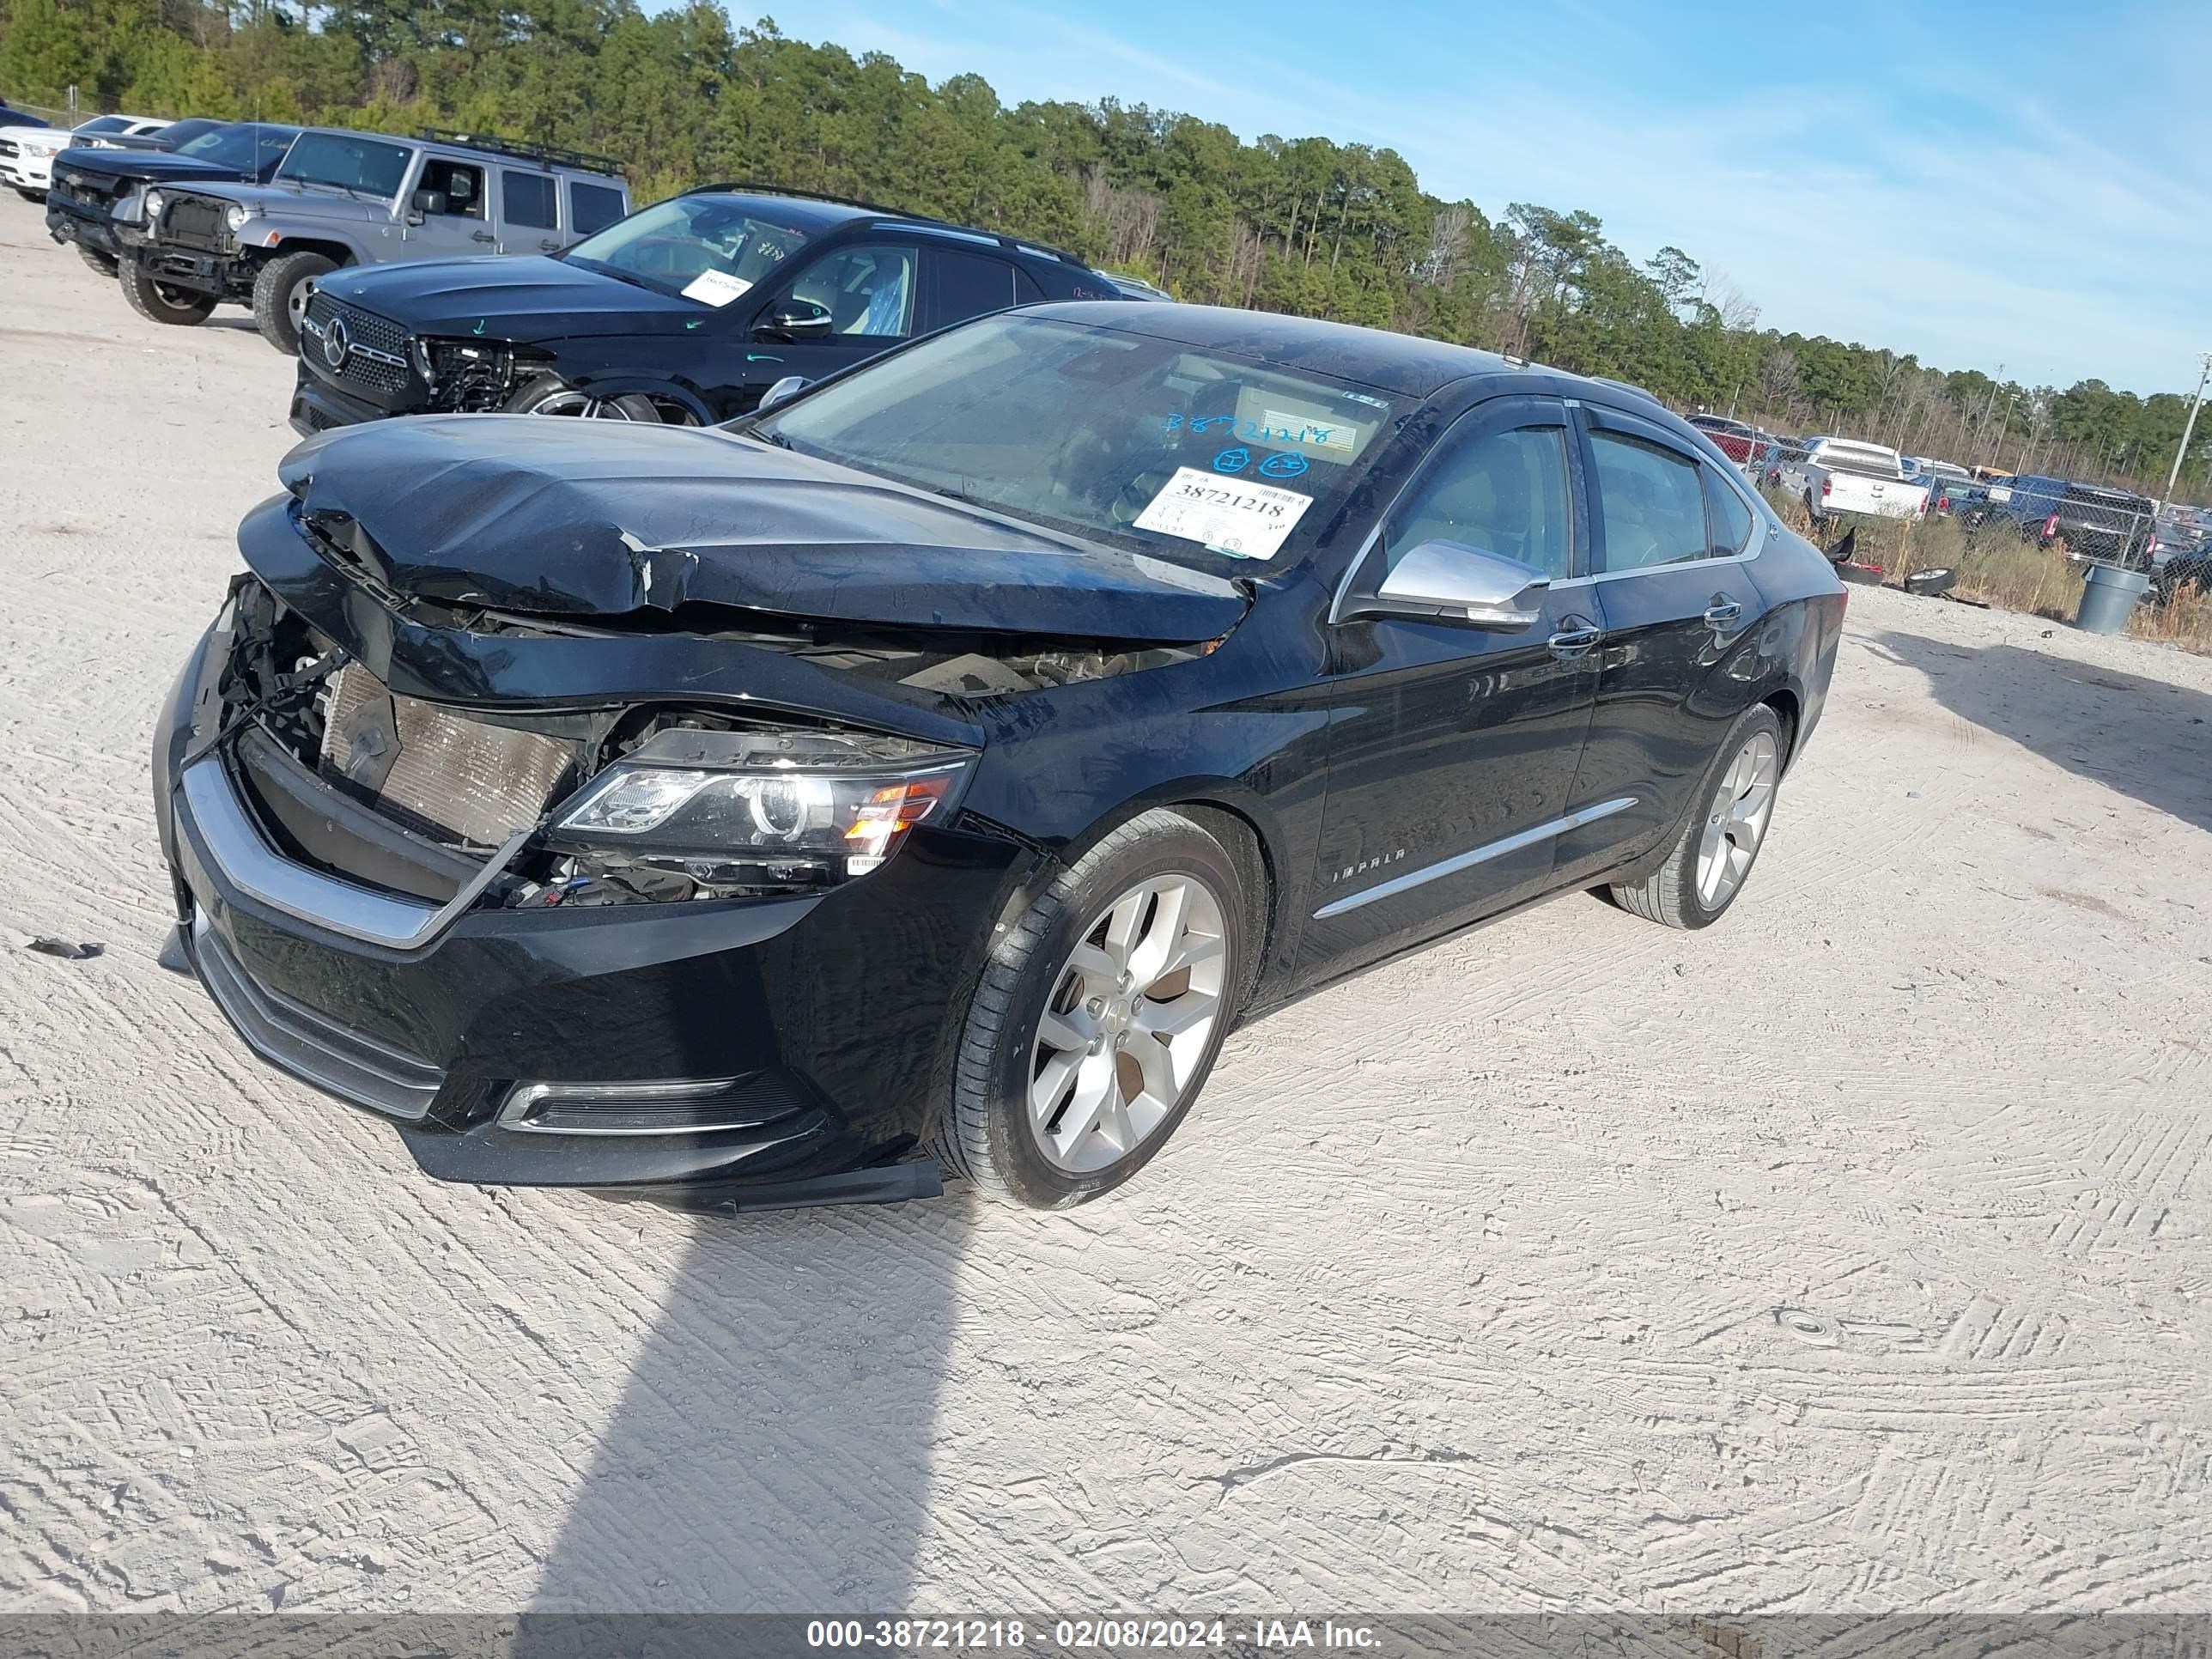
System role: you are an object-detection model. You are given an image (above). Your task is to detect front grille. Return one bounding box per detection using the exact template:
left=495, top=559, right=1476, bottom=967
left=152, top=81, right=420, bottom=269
left=161, top=194, right=234, bottom=253
left=302, top=290, right=414, bottom=396
left=318, top=663, right=579, bottom=848
left=191, top=915, right=444, bottom=1121
left=0, top=141, right=17, bottom=161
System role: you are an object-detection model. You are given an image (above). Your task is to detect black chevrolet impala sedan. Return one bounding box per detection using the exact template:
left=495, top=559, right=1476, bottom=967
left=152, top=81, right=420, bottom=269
left=154, top=304, right=1844, bottom=1209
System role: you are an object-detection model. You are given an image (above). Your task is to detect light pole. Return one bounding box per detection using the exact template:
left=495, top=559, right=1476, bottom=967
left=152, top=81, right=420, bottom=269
left=2164, top=352, right=2212, bottom=505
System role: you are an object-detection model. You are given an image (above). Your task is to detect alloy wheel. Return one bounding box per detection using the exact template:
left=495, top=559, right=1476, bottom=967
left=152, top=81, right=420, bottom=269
left=288, top=281, right=312, bottom=332
left=1697, top=729, right=1779, bottom=908
left=524, top=389, right=644, bottom=419
left=1027, top=873, right=1228, bottom=1174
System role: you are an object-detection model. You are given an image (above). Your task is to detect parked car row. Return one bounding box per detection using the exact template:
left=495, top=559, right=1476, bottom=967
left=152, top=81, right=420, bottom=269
left=1, top=112, right=171, bottom=198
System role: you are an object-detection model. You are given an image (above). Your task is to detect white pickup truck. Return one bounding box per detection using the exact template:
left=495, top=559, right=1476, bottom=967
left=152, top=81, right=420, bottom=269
left=1779, top=437, right=1929, bottom=526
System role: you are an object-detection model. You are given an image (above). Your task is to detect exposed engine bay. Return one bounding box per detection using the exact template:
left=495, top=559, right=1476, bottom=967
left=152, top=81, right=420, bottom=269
left=210, top=568, right=1206, bottom=912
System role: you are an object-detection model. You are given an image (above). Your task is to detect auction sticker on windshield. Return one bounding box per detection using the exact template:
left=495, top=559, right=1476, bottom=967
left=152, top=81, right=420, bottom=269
left=1133, top=467, right=1313, bottom=560
left=682, top=270, right=753, bottom=307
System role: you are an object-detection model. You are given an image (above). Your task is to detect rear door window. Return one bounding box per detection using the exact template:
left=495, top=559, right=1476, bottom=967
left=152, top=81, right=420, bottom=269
left=1589, top=430, right=1711, bottom=572
left=501, top=170, right=559, bottom=231
left=568, top=180, right=626, bottom=236
left=1703, top=466, right=1757, bottom=557
left=922, top=247, right=1019, bottom=332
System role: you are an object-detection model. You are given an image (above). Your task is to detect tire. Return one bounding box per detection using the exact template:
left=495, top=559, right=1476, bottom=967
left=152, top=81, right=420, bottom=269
left=503, top=373, right=692, bottom=423
left=939, top=808, right=1251, bottom=1208
left=14, top=187, right=43, bottom=203
left=118, top=253, right=215, bottom=325
left=76, top=244, right=118, bottom=278
left=1611, top=703, right=1785, bottom=932
left=251, top=249, right=337, bottom=354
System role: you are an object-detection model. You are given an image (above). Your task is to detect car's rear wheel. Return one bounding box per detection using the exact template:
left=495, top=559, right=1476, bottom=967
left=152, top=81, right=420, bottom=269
left=76, top=245, right=118, bottom=278
left=251, top=249, right=338, bottom=355
left=1612, top=704, right=1784, bottom=931
left=118, top=254, right=215, bottom=325
left=942, top=809, right=1249, bottom=1208
left=504, top=374, right=693, bottom=424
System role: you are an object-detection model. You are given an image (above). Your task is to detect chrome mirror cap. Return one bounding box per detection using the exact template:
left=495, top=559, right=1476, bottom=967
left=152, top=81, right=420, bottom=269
left=758, top=374, right=809, bottom=412
left=1371, top=538, right=1549, bottom=629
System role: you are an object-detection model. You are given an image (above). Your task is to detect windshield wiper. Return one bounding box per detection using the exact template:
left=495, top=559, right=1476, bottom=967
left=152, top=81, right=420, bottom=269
left=284, top=176, right=378, bottom=203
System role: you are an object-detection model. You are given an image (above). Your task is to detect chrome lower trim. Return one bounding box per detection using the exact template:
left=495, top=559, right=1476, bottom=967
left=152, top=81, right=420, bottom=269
left=179, top=755, right=532, bottom=951
left=1313, top=796, right=1637, bottom=919
left=496, top=1078, right=793, bottom=1139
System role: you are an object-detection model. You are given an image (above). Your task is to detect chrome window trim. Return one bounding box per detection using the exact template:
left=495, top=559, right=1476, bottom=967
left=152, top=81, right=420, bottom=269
left=1314, top=796, right=1637, bottom=919
left=179, top=756, right=532, bottom=951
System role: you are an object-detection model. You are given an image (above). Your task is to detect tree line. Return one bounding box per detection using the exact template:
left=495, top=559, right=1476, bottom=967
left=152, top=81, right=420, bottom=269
left=3, top=0, right=2204, bottom=497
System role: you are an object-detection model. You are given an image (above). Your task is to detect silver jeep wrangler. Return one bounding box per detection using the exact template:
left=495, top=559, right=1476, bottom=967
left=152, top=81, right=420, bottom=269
left=115, top=126, right=628, bottom=354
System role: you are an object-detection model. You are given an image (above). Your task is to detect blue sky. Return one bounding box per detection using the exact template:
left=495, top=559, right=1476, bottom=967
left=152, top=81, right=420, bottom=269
left=786, top=0, right=2210, bottom=398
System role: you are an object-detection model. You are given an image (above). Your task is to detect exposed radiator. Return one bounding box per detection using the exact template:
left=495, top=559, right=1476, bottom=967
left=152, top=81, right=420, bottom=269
left=319, top=664, right=578, bottom=848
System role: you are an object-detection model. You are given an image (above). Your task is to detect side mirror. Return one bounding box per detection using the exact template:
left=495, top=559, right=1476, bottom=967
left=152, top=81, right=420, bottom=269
left=1352, top=539, right=1549, bottom=629
left=409, top=188, right=446, bottom=221
left=757, top=374, right=809, bottom=412
left=753, top=299, right=833, bottom=342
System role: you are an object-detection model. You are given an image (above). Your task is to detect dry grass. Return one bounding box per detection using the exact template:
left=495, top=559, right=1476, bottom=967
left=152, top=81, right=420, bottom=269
left=1758, top=489, right=2212, bottom=654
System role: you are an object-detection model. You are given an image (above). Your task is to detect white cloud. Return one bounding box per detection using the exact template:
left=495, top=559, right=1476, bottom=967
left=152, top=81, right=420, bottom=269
left=808, top=3, right=2210, bottom=395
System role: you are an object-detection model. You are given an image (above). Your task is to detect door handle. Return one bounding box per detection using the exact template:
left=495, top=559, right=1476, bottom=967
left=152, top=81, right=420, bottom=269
left=1703, top=599, right=1742, bottom=629
left=471, top=229, right=496, bottom=243
left=538, top=238, right=563, bottom=252
left=1547, top=624, right=1602, bottom=658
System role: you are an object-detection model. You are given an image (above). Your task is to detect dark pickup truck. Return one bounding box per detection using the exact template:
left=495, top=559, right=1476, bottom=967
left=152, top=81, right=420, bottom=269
left=46, top=121, right=299, bottom=273
left=1998, top=475, right=2157, bottom=568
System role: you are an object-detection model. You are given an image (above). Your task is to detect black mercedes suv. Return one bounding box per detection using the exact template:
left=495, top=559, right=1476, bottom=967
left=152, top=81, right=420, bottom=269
left=168, top=303, right=1844, bottom=1210
left=289, top=184, right=1127, bottom=434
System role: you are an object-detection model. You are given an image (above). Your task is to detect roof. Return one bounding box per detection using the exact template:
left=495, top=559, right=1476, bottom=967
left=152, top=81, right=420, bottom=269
left=1026, top=301, right=1572, bottom=399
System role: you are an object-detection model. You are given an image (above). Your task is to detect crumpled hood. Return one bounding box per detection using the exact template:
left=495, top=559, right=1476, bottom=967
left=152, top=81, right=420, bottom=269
left=277, top=416, right=1249, bottom=642
left=319, top=256, right=702, bottom=343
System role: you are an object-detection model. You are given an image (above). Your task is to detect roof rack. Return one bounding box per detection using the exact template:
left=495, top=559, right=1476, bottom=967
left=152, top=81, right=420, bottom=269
left=416, top=128, right=625, bottom=176
left=684, top=179, right=1095, bottom=267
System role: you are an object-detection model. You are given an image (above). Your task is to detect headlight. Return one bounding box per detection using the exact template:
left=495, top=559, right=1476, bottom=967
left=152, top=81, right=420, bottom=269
left=224, top=204, right=246, bottom=231
left=540, top=725, right=975, bottom=901
left=143, top=188, right=167, bottom=222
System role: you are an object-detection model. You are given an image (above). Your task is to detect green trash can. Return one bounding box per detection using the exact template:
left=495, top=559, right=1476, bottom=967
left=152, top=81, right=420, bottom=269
left=2075, top=562, right=2148, bottom=635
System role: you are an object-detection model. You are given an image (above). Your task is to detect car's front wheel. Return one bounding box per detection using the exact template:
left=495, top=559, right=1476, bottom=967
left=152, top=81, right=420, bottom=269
left=504, top=373, right=693, bottom=423
left=1612, top=703, right=1784, bottom=930
left=942, top=809, right=1251, bottom=1208
left=118, top=254, right=215, bottom=325
left=251, top=249, right=338, bottom=354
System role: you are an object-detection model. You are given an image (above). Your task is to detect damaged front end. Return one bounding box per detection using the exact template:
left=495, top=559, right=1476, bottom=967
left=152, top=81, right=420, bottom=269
left=154, top=416, right=1250, bottom=1192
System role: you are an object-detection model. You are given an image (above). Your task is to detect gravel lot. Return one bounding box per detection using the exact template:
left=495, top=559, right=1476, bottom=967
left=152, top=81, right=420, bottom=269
left=3, top=202, right=2209, bottom=1616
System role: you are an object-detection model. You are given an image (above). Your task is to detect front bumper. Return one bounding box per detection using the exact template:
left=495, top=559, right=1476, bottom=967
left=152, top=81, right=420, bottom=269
left=131, top=243, right=242, bottom=299
left=3, top=154, right=55, bottom=190
left=152, top=628, right=1025, bottom=1193
left=289, top=363, right=390, bottom=435
left=46, top=198, right=121, bottom=258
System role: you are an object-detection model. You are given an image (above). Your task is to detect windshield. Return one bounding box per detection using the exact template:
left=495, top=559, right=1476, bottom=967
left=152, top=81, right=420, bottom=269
left=75, top=116, right=134, bottom=137
left=751, top=313, right=1415, bottom=569
left=177, top=123, right=297, bottom=170
left=151, top=118, right=222, bottom=149
left=276, top=131, right=410, bottom=198
left=562, top=196, right=811, bottom=301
